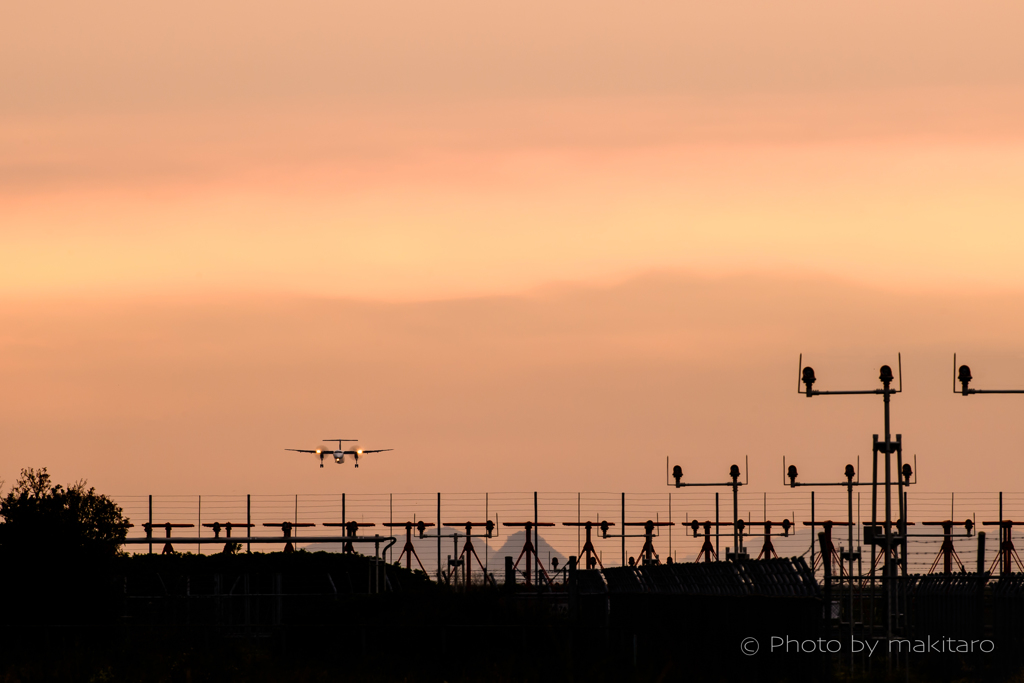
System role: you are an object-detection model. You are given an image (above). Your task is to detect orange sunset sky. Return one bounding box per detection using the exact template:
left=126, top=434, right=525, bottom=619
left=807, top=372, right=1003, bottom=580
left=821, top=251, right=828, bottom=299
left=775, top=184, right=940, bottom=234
left=2, top=1, right=1024, bottom=496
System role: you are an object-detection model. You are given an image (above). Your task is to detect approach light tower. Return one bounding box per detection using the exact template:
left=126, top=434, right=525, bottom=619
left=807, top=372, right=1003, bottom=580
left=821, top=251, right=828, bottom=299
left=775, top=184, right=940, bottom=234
left=669, top=459, right=748, bottom=558
left=798, top=355, right=904, bottom=640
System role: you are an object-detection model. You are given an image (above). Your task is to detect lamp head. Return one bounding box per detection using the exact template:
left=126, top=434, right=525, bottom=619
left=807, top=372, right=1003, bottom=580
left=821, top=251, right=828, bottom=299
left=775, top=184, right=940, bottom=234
left=787, top=464, right=798, bottom=487
left=879, top=364, right=894, bottom=385
left=782, top=519, right=792, bottom=536
left=672, top=465, right=682, bottom=486
left=691, top=519, right=700, bottom=536
left=801, top=366, right=816, bottom=396
left=845, top=464, right=856, bottom=480
left=958, top=364, right=972, bottom=395
left=730, top=464, right=741, bottom=480
left=901, top=463, right=912, bottom=485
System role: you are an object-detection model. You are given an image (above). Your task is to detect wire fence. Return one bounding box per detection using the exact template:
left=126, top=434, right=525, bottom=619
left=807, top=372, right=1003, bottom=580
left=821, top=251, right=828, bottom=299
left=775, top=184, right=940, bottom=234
left=112, top=490, right=1023, bottom=582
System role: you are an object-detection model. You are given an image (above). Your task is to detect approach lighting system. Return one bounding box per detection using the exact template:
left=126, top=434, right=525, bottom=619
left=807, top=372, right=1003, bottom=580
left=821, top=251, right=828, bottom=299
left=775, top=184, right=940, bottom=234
left=953, top=354, right=1024, bottom=395
left=794, top=353, right=907, bottom=641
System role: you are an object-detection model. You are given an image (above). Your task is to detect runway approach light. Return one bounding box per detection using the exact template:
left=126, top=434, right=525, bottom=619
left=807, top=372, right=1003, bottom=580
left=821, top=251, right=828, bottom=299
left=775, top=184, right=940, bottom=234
left=958, top=365, right=973, bottom=395
left=801, top=367, right=816, bottom=396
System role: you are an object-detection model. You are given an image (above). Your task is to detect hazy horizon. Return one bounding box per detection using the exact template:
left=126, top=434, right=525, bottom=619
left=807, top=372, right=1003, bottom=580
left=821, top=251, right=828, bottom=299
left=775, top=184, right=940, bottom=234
left=2, top=271, right=1022, bottom=496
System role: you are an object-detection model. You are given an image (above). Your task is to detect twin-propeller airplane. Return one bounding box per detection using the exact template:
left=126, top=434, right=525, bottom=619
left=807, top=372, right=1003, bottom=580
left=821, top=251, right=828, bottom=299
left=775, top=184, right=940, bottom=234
left=286, top=439, right=393, bottom=469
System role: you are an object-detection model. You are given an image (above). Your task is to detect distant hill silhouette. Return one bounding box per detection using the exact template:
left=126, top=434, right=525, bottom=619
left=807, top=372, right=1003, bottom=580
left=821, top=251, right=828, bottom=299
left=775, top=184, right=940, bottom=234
left=488, top=530, right=567, bottom=572
left=304, top=530, right=570, bottom=573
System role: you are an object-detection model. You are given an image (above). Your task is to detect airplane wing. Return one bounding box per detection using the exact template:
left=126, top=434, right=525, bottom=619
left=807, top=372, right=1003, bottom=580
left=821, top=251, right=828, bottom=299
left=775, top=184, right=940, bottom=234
left=340, top=449, right=393, bottom=454
left=286, top=449, right=320, bottom=454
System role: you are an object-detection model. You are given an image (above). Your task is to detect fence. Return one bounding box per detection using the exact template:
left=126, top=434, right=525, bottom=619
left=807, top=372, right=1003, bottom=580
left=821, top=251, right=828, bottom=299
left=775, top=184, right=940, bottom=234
left=112, top=490, right=1024, bottom=582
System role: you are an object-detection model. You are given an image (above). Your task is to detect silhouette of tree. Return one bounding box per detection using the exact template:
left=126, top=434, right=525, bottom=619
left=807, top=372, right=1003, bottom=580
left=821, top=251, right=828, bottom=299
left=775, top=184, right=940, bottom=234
left=0, top=467, right=129, bottom=560
left=0, top=468, right=130, bottom=624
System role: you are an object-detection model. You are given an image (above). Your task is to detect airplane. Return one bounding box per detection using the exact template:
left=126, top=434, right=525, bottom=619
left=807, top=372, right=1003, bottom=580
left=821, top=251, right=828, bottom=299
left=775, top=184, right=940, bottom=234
left=285, top=439, right=394, bottom=468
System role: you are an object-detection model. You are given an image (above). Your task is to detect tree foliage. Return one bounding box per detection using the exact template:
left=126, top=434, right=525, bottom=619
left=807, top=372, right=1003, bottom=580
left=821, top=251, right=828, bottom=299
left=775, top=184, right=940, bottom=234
left=0, top=467, right=129, bottom=560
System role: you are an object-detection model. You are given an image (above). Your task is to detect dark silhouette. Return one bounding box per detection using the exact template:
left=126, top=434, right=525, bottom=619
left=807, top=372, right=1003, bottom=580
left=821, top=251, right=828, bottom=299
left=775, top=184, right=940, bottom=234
left=0, top=467, right=129, bottom=624
left=0, top=467, right=129, bottom=560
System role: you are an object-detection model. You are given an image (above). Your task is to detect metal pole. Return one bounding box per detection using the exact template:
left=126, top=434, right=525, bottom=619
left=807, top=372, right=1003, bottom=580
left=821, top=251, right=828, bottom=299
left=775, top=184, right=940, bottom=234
left=869, top=437, right=877, bottom=639
left=198, top=495, right=202, bottom=555
left=437, top=493, right=442, bottom=583
left=1000, top=492, right=1005, bottom=576
left=848, top=480, right=854, bottom=673
left=534, top=492, right=539, bottom=587
left=148, top=495, right=153, bottom=555
left=246, top=494, right=251, bottom=553
left=820, top=529, right=831, bottom=622
left=883, top=382, right=892, bottom=641
left=485, top=493, right=489, bottom=575
left=732, top=478, right=739, bottom=555
left=811, top=491, right=815, bottom=570
left=859, top=489, right=866, bottom=639
left=901, top=489, right=908, bottom=629
left=896, top=435, right=906, bottom=578
left=669, top=493, right=672, bottom=560
left=902, top=489, right=909, bottom=575
left=621, top=492, right=626, bottom=566
left=389, top=493, right=393, bottom=564
left=715, top=493, right=720, bottom=559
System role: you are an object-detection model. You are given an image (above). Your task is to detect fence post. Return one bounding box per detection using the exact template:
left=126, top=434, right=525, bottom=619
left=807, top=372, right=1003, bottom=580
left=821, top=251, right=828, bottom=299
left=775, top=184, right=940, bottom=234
left=534, top=492, right=539, bottom=589
left=437, top=492, right=442, bottom=583
left=715, top=493, right=720, bottom=559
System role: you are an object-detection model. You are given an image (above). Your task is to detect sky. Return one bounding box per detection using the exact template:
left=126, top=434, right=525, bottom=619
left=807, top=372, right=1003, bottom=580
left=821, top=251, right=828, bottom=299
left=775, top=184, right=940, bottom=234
left=2, top=1, right=1024, bottom=498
